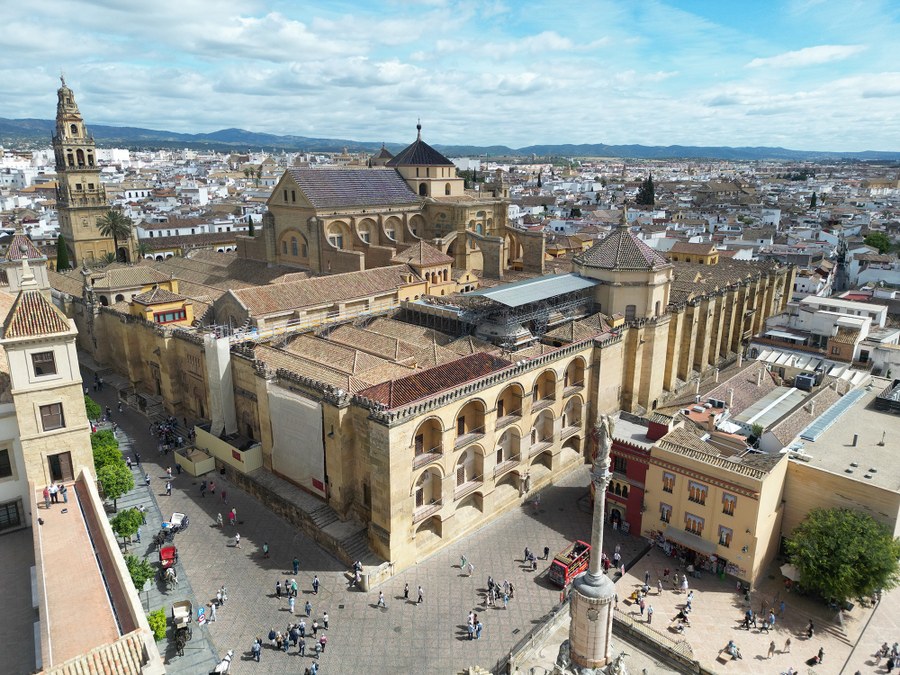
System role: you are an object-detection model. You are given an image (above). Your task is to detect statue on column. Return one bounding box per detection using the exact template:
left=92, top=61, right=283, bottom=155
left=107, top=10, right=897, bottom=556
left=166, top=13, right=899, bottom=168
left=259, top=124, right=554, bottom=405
left=592, top=414, right=614, bottom=478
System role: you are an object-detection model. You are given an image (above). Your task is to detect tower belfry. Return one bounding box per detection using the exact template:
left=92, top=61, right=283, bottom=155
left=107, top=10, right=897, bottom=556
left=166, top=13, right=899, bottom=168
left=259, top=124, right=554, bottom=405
left=53, top=78, right=124, bottom=266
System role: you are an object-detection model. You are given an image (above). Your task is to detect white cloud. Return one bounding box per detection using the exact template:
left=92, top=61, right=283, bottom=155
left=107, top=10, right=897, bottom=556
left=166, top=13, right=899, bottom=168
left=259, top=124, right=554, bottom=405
left=747, top=44, right=866, bottom=69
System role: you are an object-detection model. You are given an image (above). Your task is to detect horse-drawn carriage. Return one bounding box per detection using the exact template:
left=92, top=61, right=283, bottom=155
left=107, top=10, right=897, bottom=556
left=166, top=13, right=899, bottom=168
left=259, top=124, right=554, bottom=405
left=153, top=512, right=190, bottom=549
left=171, top=599, right=192, bottom=656
left=158, top=545, right=179, bottom=588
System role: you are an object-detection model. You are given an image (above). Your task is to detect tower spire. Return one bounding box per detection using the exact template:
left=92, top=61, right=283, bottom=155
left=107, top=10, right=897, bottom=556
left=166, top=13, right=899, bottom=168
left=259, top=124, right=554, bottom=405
left=416, top=119, right=421, bottom=141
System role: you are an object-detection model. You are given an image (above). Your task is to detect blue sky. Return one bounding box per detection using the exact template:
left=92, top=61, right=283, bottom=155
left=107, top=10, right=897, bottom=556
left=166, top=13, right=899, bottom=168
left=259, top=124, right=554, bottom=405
left=3, top=0, right=899, bottom=150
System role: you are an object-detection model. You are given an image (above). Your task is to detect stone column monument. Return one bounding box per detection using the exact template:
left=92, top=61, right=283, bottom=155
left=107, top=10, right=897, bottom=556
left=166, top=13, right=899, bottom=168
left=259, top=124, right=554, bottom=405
left=566, top=414, right=618, bottom=672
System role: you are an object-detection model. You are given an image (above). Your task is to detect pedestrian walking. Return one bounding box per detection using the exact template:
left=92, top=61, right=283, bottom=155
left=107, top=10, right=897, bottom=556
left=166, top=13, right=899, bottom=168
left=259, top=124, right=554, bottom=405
left=200, top=481, right=206, bottom=497
left=234, top=532, right=241, bottom=548
left=377, top=591, right=386, bottom=608
left=276, top=581, right=282, bottom=598
left=318, top=634, right=327, bottom=653
left=262, top=542, right=269, bottom=558
left=219, top=585, right=227, bottom=604
left=251, top=638, right=261, bottom=662
left=293, top=556, right=300, bottom=575
left=216, top=513, right=223, bottom=528
left=312, top=575, right=320, bottom=594
left=647, top=605, right=653, bottom=624
left=165, top=481, right=172, bottom=496
left=475, top=621, right=483, bottom=639
left=807, top=619, right=814, bottom=639
left=323, top=611, right=329, bottom=629
left=43, top=486, right=50, bottom=509
left=467, top=562, right=475, bottom=576
left=221, top=489, right=227, bottom=504
left=309, top=661, right=318, bottom=674
left=305, top=600, right=312, bottom=617
left=298, top=638, right=306, bottom=656
left=503, top=592, right=509, bottom=609
left=818, top=647, right=825, bottom=663
left=166, top=467, right=172, bottom=478
left=208, top=602, right=217, bottom=622
left=657, top=579, right=663, bottom=595
left=644, top=570, right=651, bottom=585
left=543, top=546, right=550, bottom=560
left=461, top=553, right=468, bottom=569
left=467, top=623, right=475, bottom=640
left=289, top=595, right=295, bottom=614
left=779, top=599, right=785, bottom=618
left=784, top=637, right=791, bottom=653
left=291, top=578, right=298, bottom=596
left=216, top=589, right=223, bottom=606
left=767, top=640, right=776, bottom=659
left=404, top=582, right=409, bottom=600
left=299, top=619, right=306, bottom=638
left=417, top=586, right=424, bottom=605
left=639, top=597, right=646, bottom=616
left=312, top=619, right=319, bottom=635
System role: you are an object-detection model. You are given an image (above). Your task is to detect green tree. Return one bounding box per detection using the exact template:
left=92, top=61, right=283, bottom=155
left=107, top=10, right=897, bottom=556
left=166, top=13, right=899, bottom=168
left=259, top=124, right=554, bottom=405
left=571, top=207, right=582, bottom=218
left=248, top=215, right=255, bottom=237
left=85, top=395, right=102, bottom=421
left=635, top=173, right=655, bottom=206
left=97, top=461, right=134, bottom=511
left=100, top=252, right=117, bottom=266
left=786, top=507, right=900, bottom=603
left=125, top=554, right=155, bottom=590
left=96, top=209, right=133, bottom=263
left=147, top=609, right=166, bottom=640
left=136, top=241, right=153, bottom=259
left=809, top=192, right=817, bottom=209
left=111, top=508, right=143, bottom=550
left=55, top=235, right=70, bottom=270
left=537, top=173, right=542, bottom=188
left=864, top=232, right=892, bottom=254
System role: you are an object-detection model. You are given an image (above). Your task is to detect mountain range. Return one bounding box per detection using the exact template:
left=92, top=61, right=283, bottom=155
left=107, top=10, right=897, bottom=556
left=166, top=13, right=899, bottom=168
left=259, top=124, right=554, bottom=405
left=2, top=117, right=899, bottom=162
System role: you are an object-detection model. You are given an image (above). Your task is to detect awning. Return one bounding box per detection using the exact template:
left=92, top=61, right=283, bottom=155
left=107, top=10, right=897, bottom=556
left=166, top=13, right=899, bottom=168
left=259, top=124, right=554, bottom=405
left=663, top=526, right=718, bottom=555
left=780, top=563, right=801, bottom=581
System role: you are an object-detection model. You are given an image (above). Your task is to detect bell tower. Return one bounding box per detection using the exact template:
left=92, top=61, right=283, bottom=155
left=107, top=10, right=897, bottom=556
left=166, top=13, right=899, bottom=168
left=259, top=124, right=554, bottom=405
left=53, top=77, right=117, bottom=266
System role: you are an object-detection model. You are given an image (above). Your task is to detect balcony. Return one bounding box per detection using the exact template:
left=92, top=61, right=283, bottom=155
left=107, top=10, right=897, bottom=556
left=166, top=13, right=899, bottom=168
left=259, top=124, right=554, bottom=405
left=560, top=424, right=580, bottom=440
left=413, top=446, right=442, bottom=470
left=531, top=395, right=556, bottom=413
left=493, top=456, right=520, bottom=478
left=455, top=425, right=485, bottom=450
left=495, top=410, right=522, bottom=430
left=413, top=500, right=442, bottom=524
left=563, top=380, right=585, bottom=397
left=454, top=478, right=483, bottom=501
left=529, top=439, right=553, bottom=457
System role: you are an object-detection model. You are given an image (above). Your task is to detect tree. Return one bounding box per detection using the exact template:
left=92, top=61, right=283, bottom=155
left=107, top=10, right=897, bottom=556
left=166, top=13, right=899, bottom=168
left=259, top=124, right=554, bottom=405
left=248, top=214, right=255, bottom=237
left=97, top=461, right=134, bottom=511
left=136, top=241, right=153, bottom=259
left=126, top=554, right=156, bottom=592
left=809, top=192, right=817, bottom=209
left=635, top=173, right=655, bottom=206
left=537, top=173, right=542, bottom=188
left=864, top=232, right=892, bottom=254
left=786, top=507, right=900, bottom=604
left=111, top=508, right=142, bottom=550
left=85, top=395, right=102, bottom=421
left=96, top=209, right=133, bottom=262
left=55, top=235, right=70, bottom=270
left=571, top=207, right=582, bottom=218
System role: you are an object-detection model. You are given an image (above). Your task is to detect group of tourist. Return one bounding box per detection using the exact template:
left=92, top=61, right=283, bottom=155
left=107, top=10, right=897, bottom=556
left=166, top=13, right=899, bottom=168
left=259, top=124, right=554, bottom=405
left=42, top=483, right=68, bottom=508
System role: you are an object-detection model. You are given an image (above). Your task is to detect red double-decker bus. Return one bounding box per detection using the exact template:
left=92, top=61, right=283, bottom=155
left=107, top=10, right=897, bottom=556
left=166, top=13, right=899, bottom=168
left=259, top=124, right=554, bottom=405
left=548, top=540, right=591, bottom=587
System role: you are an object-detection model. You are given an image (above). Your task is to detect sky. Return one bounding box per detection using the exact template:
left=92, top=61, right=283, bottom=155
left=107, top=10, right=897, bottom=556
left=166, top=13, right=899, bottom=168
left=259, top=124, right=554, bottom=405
left=3, top=0, right=900, bottom=151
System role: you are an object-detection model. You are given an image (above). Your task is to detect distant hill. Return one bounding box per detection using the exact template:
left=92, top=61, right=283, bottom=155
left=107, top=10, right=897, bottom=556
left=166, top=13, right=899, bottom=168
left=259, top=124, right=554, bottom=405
left=2, top=117, right=899, bottom=161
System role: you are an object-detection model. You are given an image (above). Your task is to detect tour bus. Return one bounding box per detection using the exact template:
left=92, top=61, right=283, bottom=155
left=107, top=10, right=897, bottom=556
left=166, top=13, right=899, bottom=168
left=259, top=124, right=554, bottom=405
left=548, top=539, right=591, bottom=587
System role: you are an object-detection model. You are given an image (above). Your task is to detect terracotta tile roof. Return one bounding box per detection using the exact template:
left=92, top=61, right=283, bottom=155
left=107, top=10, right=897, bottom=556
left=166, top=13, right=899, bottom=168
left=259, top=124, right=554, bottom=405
left=357, top=352, right=512, bottom=408
left=768, top=384, right=843, bottom=446
left=132, top=286, right=186, bottom=305
left=48, top=269, right=85, bottom=297
left=229, top=265, right=414, bottom=317
left=286, top=168, right=420, bottom=208
left=138, top=251, right=305, bottom=291
left=574, top=226, right=670, bottom=270
left=391, top=241, right=453, bottom=266
left=831, top=326, right=860, bottom=344
left=669, top=241, right=717, bottom=256
left=58, top=265, right=173, bottom=291
left=4, top=289, right=71, bottom=338
left=669, top=258, right=781, bottom=304
left=704, top=361, right=778, bottom=416
left=284, top=334, right=394, bottom=374
left=373, top=144, right=394, bottom=160
left=4, top=232, right=44, bottom=260
left=544, top=312, right=611, bottom=344
left=385, top=134, right=454, bottom=167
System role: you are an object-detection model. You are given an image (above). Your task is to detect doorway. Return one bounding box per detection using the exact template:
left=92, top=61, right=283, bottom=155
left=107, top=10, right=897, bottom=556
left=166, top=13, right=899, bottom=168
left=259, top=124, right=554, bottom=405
left=48, top=451, right=74, bottom=482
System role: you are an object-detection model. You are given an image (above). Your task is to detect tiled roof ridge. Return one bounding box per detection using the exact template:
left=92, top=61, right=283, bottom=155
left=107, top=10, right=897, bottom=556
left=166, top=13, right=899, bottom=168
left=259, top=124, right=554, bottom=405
left=385, top=136, right=455, bottom=167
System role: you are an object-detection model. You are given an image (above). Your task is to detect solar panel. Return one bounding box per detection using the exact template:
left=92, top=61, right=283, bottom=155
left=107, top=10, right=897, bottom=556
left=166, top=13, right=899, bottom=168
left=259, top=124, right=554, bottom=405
left=799, top=389, right=867, bottom=442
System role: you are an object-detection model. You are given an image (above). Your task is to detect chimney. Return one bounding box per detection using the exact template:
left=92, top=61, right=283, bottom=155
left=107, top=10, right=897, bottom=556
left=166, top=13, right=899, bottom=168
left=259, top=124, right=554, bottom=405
left=737, top=352, right=743, bottom=368
left=695, top=379, right=701, bottom=395
left=707, top=412, right=717, bottom=432
left=852, top=434, right=858, bottom=447
left=714, top=368, right=720, bottom=384
left=757, top=369, right=763, bottom=387
left=809, top=402, right=815, bottom=417
left=728, top=388, right=734, bottom=408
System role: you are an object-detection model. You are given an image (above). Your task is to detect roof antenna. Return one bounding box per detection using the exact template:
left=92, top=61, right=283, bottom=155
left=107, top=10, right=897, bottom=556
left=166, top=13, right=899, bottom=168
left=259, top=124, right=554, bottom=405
left=416, top=118, right=422, bottom=141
